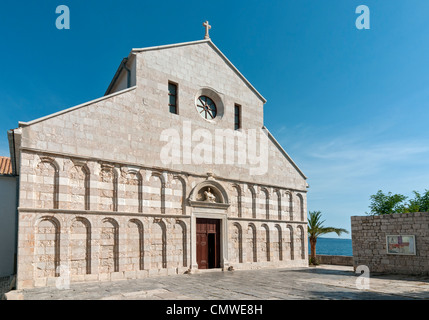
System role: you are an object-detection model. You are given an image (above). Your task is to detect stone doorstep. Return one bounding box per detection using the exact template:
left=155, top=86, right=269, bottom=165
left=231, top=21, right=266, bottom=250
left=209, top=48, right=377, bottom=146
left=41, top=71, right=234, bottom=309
left=192, top=268, right=224, bottom=274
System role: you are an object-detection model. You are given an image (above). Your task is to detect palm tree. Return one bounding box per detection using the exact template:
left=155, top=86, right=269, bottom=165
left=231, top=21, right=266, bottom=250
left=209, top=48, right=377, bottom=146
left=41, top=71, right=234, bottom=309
left=307, top=211, right=349, bottom=265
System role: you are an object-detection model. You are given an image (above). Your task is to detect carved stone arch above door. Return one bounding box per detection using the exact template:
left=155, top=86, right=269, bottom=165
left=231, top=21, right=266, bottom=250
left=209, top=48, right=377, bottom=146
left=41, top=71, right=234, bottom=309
left=188, top=180, right=230, bottom=209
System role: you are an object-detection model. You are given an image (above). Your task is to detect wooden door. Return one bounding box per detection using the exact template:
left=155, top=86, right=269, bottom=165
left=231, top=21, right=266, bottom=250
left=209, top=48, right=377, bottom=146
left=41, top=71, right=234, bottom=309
left=196, top=219, right=220, bottom=269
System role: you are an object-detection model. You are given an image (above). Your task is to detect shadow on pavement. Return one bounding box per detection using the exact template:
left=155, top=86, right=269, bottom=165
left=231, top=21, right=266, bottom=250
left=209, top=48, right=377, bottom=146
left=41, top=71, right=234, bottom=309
left=285, top=266, right=429, bottom=283
left=282, top=266, right=355, bottom=277
left=307, top=290, right=418, bottom=300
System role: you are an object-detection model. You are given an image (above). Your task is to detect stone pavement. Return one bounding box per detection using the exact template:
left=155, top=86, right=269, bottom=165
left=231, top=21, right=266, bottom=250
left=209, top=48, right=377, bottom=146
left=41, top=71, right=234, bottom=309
left=7, top=265, right=429, bottom=300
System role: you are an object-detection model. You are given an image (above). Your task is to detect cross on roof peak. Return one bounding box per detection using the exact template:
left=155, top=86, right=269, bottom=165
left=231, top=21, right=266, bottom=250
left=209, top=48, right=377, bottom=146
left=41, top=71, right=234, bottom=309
left=203, top=21, right=211, bottom=39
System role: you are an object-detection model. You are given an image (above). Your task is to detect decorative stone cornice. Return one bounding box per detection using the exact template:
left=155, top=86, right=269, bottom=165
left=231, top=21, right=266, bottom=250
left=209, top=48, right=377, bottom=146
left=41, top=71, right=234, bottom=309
left=188, top=200, right=230, bottom=210
left=20, top=147, right=308, bottom=194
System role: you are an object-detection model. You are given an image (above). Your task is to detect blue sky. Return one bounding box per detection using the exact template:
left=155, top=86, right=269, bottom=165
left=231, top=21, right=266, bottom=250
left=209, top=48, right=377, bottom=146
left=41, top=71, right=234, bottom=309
left=1, top=1, right=429, bottom=238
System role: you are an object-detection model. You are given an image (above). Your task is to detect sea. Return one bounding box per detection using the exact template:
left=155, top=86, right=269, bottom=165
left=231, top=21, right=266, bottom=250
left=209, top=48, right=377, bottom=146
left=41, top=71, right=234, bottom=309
left=308, top=237, right=353, bottom=256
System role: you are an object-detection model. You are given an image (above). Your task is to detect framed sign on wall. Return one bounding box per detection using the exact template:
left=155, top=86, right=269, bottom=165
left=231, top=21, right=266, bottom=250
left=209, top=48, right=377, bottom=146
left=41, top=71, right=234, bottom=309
left=386, top=235, right=416, bottom=255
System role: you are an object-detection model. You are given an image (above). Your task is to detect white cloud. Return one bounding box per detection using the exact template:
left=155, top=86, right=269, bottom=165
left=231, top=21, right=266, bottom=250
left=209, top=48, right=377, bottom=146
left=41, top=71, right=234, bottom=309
left=274, top=120, right=429, bottom=237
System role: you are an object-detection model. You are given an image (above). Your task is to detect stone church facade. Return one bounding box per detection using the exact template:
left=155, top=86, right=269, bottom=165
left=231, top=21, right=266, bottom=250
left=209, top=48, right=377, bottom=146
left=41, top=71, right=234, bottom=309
left=9, top=35, right=309, bottom=289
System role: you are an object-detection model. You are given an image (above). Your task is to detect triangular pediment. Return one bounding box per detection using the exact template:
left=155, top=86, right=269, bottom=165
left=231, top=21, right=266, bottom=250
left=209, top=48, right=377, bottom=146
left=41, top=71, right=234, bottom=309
left=131, top=39, right=266, bottom=104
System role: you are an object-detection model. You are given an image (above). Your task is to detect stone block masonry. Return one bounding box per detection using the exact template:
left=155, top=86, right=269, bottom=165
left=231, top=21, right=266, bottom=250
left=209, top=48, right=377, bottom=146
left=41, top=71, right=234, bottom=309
left=316, top=255, right=353, bottom=266
left=12, top=39, right=310, bottom=289
left=15, top=150, right=308, bottom=289
left=351, top=212, right=429, bottom=275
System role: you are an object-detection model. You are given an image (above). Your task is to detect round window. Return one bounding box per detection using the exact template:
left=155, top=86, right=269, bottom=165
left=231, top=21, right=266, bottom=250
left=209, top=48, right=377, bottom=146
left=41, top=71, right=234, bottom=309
left=196, top=96, right=217, bottom=120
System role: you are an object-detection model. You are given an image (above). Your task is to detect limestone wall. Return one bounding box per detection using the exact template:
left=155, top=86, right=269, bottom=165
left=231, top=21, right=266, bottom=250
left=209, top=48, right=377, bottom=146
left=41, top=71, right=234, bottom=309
left=14, top=40, right=309, bottom=289
left=19, top=150, right=307, bottom=220
left=17, top=211, right=190, bottom=288
left=316, top=255, right=353, bottom=266
left=228, top=221, right=306, bottom=266
left=16, top=150, right=308, bottom=289
left=351, top=213, right=429, bottom=275
left=18, top=42, right=308, bottom=190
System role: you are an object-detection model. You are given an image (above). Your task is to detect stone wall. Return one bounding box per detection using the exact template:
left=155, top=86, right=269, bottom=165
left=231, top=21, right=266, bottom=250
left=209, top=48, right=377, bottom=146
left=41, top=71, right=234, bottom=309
left=14, top=40, right=310, bottom=289
left=16, top=150, right=308, bottom=289
left=316, top=255, right=353, bottom=266
left=19, top=150, right=307, bottom=222
left=351, top=213, right=429, bottom=275
left=18, top=41, right=308, bottom=190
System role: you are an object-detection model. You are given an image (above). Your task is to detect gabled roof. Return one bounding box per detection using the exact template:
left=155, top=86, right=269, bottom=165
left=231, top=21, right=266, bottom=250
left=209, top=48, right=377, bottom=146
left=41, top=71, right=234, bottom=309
left=131, top=39, right=267, bottom=104
left=105, top=57, right=131, bottom=96
left=21, top=39, right=266, bottom=128
left=0, top=157, right=12, bottom=175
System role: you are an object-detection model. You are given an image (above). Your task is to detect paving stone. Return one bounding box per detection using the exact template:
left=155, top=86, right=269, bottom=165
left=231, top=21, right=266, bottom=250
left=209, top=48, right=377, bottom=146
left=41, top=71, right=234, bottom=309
left=10, top=265, right=429, bottom=300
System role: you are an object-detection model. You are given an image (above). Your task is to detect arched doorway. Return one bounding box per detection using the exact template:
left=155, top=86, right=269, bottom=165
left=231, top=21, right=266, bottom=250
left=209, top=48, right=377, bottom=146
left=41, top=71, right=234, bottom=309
left=189, top=177, right=230, bottom=270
